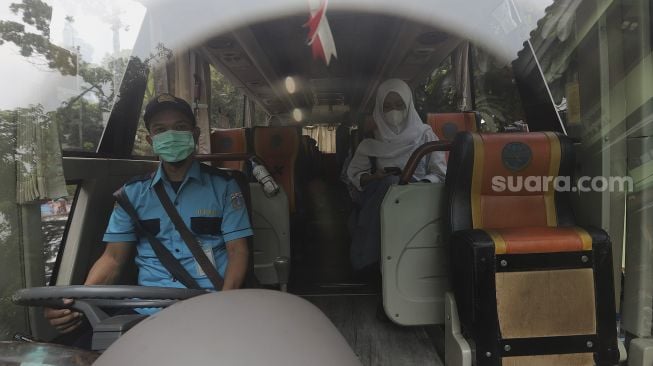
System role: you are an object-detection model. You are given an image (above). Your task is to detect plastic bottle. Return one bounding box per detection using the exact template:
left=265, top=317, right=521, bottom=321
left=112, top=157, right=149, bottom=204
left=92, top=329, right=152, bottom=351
left=616, top=313, right=625, bottom=343
left=251, top=157, right=280, bottom=198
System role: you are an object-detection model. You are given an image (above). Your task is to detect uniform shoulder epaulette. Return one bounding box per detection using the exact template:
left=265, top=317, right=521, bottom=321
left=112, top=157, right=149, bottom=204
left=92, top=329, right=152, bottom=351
left=199, top=163, right=234, bottom=180
left=124, top=172, right=155, bottom=186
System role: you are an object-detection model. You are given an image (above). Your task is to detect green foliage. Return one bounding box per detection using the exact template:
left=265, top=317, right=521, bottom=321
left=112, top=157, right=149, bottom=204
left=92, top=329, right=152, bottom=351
left=65, top=184, right=76, bottom=197
left=131, top=71, right=155, bottom=156
left=253, top=103, right=269, bottom=126
left=51, top=98, right=104, bottom=150
left=0, top=0, right=138, bottom=151
left=9, top=0, right=51, bottom=36
left=471, top=46, right=525, bottom=132
left=210, top=66, right=244, bottom=128
left=414, top=55, right=458, bottom=120
left=132, top=121, right=152, bottom=156
left=0, top=0, right=77, bottom=75
left=0, top=110, right=18, bottom=164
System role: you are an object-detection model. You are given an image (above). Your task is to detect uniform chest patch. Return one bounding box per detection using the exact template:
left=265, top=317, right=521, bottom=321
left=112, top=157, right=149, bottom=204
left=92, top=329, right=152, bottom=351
left=196, top=209, right=219, bottom=216
left=230, top=192, right=244, bottom=209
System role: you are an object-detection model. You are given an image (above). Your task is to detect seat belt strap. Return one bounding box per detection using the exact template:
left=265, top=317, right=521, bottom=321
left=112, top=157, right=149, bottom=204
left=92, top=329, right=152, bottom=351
left=112, top=188, right=201, bottom=290
left=154, top=183, right=225, bottom=291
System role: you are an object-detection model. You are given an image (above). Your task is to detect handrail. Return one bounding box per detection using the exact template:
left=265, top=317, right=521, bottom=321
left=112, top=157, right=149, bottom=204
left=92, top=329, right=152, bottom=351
left=398, top=141, right=452, bottom=185
left=195, top=153, right=254, bottom=162
left=196, top=153, right=276, bottom=175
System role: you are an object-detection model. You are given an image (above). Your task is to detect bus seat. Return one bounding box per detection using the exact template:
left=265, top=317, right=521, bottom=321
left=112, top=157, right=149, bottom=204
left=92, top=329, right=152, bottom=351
left=380, top=181, right=448, bottom=326
left=210, top=128, right=248, bottom=171
left=446, top=132, right=619, bottom=365
left=253, top=127, right=300, bottom=213
left=214, top=166, right=258, bottom=288
left=248, top=181, right=290, bottom=285
left=426, top=112, right=479, bottom=142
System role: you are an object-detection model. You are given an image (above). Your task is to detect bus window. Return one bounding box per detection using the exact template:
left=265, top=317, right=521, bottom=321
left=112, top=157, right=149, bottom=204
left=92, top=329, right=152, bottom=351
left=210, top=65, right=246, bottom=129
left=471, top=45, right=526, bottom=133
left=41, top=184, right=79, bottom=285
left=414, top=51, right=460, bottom=119
left=8, top=1, right=146, bottom=154
left=303, top=125, right=337, bottom=153
left=1, top=0, right=651, bottom=362
left=131, top=69, right=156, bottom=157
left=253, top=102, right=270, bottom=126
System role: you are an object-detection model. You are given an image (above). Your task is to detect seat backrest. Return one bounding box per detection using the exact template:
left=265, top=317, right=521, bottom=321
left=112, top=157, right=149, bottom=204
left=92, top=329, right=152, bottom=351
left=210, top=128, right=248, bottom=171
left=446, top=132, right=576, bottom=231
left=253, top=127, right=300, bottom=212
left=426, top=112, right=479, bottom=142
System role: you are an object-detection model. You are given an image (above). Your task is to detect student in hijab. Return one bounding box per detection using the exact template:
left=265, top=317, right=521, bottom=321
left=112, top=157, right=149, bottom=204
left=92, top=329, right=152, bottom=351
left=346, top=78, right=446, bottom=272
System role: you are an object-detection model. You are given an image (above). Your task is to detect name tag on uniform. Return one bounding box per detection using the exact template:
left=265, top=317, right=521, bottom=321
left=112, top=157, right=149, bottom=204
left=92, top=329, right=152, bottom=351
left=196, top=244, right=217, bottom=277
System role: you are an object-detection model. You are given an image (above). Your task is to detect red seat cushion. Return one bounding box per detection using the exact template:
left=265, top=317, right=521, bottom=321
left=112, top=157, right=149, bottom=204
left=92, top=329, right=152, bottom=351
left=484, top=226, right=593, bottom=254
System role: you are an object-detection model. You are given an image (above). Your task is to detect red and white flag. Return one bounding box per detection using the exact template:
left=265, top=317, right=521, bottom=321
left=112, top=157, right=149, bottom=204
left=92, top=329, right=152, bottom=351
left=304, top=0, right=338, bottom=66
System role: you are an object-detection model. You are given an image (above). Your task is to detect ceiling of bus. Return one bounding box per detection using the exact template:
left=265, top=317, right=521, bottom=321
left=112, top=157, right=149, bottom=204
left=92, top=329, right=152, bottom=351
left=202, top=12, right=462, bottom=122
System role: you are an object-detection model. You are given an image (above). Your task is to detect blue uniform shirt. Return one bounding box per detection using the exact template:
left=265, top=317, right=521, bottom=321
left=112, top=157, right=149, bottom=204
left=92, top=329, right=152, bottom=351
left=103, top=160, right=253, bottom=311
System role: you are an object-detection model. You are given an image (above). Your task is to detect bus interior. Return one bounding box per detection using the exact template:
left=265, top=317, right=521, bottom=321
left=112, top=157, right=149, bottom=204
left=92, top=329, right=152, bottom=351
left=0, top=0, right=652, bottom=365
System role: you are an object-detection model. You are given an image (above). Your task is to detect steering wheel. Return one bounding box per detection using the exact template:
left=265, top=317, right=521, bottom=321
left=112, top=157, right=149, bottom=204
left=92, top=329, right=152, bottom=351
left=12, top=286, right=208, bottom=329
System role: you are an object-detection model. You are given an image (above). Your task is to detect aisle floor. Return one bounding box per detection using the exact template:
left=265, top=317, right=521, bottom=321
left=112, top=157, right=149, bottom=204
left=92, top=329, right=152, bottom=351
left=305, top=294, right=444, bottom=366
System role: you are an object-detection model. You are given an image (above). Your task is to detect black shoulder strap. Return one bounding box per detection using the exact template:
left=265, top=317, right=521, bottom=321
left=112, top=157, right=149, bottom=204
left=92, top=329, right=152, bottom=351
left=112, top=188, right=201, bottom=290
left=153, top=183, right=225, bottom=291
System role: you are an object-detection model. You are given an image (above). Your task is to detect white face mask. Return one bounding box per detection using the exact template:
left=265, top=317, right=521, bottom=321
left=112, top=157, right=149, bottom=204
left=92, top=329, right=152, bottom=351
left=384, top=109, right=407, bottom=128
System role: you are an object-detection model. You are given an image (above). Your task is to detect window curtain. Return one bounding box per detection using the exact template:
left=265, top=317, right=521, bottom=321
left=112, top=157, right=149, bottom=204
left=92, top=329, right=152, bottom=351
left=15, top=108, right=67, bottom=204
left=302, top=125, right=337, bottom=153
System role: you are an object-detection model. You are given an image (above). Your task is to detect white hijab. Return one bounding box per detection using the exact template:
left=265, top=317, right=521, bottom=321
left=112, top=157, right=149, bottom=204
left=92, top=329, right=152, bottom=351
left=356, top=79, right=431, bottom=159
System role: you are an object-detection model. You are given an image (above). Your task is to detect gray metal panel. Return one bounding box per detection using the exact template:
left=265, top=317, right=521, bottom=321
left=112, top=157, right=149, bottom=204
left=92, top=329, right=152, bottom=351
left=444, top=292, right=472, bottom=366
left=94, top=290, right=361, bottom=366
left=623, top=136, right=653, bottom=337
left=250, top=184, right=290, bottom=284
left=380, top=183, right=449, bottom=326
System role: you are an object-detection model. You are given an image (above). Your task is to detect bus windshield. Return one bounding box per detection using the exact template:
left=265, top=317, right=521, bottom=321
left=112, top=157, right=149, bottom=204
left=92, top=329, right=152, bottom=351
left=0, top=0, right=651, bottom=363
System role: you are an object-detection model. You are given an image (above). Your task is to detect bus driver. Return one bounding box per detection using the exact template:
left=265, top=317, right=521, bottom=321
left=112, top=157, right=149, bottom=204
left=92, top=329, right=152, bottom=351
left=44, top=94, right=252, bottom=348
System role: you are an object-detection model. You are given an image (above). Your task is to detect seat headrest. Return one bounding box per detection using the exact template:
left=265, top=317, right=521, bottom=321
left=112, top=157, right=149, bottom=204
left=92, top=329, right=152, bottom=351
left=446, top=132, right=576, bottom=231
left=426, top=112, right=478, bottom=142
left=210, top=128, right=248, bottom=171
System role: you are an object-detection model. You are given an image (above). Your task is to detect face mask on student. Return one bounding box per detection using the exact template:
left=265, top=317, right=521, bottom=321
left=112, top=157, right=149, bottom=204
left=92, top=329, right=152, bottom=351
left=384, top=109, right=407, bottom=128
left=152, top=130, right=196, bottom=162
